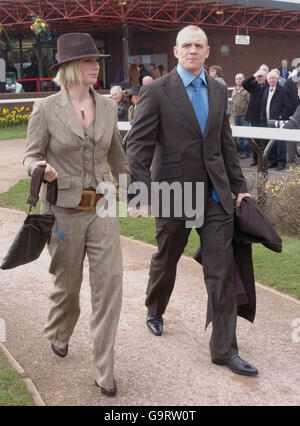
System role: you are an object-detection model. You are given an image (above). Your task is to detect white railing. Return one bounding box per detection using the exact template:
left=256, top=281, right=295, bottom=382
left=118, top=122, right=300, bottom=142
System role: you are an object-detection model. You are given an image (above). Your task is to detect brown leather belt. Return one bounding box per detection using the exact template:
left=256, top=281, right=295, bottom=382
left=72, top=187, right=103, bottom=212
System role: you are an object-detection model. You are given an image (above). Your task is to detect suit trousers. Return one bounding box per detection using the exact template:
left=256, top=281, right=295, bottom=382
left=146, top=197, right=238, bottom=360
left=42, top=203, right=123, bottom=389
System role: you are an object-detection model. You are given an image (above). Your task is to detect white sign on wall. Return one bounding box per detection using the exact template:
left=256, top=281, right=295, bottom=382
left=235, top=35, right=250, bottom=45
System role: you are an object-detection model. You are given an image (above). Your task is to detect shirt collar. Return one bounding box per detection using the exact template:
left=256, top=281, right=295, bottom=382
left=177, top=64, right=207, bottom=88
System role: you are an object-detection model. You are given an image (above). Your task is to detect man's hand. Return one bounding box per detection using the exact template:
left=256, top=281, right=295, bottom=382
left=236, top=192, right=251, bottom=207
left=36, top=160, right=58, bottom=182
left=128, top=205, right=151, bottom=218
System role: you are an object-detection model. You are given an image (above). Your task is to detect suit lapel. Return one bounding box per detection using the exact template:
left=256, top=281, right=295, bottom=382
left=203, top=75, right=219, bottom=139
left=55, top=90, right=85, bottom=140
left=162, top=68, right=202, bottom=137
left=91, top=88, right=109, bottom=143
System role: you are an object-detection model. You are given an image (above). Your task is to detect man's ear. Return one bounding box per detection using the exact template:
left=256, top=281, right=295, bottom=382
left=205, top=46, right=210, bottom=60
left=173, top=45, right=179, bottom=59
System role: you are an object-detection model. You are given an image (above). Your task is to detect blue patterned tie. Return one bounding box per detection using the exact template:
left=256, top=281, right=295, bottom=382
left=190, top=77, right=220, bottom=203
left=190, top=77, right=208, bottom=135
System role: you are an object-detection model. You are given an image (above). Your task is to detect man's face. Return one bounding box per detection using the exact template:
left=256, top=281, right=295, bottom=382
left=235, top=75, right=244, bottom=86
left=173, top=29, right=210, bottom=76
left=282, top=60, right=288, bottom=68
left=267, top=75, right=278, bottom=87
left=256, top=74, right=266, bottom=84
left=209, top=68, right=217, bottom=78
left=111, top=89, right=123, bottom=103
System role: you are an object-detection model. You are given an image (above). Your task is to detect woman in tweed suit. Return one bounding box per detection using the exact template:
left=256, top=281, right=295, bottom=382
left=23, top=33, right=130, bottom=396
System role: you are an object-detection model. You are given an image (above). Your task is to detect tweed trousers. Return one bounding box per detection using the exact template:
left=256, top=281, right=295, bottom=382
left=42, top=202, right=123, bottom=389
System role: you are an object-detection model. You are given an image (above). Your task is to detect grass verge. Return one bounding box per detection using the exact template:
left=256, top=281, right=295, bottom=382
left=0, top=350, right=34, bottom=406
left=0, top=126, right=27, bottom=141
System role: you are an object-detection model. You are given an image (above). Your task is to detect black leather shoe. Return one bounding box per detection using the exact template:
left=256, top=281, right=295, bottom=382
left=276, top=163, right=286, bottom=171
left=249, top=162, right=257, bottom=167
left=212, top=354, right=258, bottom=377
left=51, top=343, right=68, bottom=358
left=146, top=313, right=163, bottom=336
left=95, top=379, right=117, bottom=397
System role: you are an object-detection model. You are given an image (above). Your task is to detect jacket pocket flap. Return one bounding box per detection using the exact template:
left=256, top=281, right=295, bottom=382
left=57, top=176, right=72, bottom=189
left=162, top=152, right=181, bottom=164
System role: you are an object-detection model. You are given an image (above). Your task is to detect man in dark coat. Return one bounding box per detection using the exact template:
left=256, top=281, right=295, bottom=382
left=278, top=59, right=292, bottom=80
left=126, top=25, right=258, bottom=376
left=260, top=70, right=291, bottom=170
left=242, top=70, right=269, bottom=166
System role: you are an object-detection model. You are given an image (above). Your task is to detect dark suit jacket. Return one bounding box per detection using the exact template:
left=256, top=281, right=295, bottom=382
left=278, top=66, right=292, bottom=79
left=260, top=83, right=291, bottom=124
left=242, top=75, right=268, bottom=125
left=126, top=68, right=247, bottom=217
left=194, top=196, right=282, bottom=326
left=284, top=104, right=300, bottom=129
left=284, top=77, right=300, bottom=117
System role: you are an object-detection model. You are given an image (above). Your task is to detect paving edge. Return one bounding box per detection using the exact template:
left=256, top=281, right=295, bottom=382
left=0, top=342, right=46, bottom=406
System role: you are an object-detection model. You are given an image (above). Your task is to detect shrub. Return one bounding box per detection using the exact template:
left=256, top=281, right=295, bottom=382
left=244, top=167, right=300, bottom=237
left=0, top=106, right=32, bottom=128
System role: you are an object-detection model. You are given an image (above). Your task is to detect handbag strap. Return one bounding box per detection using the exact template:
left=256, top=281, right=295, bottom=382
left=26, top=164, right=58, bottom=208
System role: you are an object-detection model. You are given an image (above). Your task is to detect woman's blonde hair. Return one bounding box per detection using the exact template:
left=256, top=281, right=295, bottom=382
left=53, top=59, right=84, bottom=90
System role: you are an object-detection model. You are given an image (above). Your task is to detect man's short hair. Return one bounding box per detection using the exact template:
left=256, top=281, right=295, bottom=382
left=176, top=25, right=208, bottom=47
left=110, top=85, right=122, bottom=94
left=209, top=65, right=223, bottom=77
left=267, top=70, right=279, bottom=79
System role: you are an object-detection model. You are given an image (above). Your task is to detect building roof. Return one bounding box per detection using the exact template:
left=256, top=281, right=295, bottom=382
left=220, top=0, right=300, bottom=13
left=1, top=1, right=300, bottom=34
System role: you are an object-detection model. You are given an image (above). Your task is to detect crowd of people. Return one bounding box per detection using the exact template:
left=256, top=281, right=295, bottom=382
left=110, top=58, right=300, bottom=171
left=230, top=59, right=299, bottom=170
left=109, top=60, right=167, bottom=122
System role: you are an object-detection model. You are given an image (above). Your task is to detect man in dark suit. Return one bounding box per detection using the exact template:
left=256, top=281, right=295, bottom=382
left=126, top=25, right=258, bottom=376
left=278, top=59, right=292, bottom=80
left=261, top=70, right=291, bottom=170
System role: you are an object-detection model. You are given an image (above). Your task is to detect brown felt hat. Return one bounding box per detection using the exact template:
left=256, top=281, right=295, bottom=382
left=50, top=32, right=110, bottom=72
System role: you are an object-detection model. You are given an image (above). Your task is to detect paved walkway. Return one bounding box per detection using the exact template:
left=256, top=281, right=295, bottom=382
left=0, top=138, right=300, bottom=406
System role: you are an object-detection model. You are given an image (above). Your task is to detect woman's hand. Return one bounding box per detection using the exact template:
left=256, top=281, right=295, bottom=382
left=36, top=161, right=58, bottom=182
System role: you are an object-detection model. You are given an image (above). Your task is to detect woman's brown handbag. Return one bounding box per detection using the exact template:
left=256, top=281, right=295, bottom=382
left=0, top=165, right=57, bottom=270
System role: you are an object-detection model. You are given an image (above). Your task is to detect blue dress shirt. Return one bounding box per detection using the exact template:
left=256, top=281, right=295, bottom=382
left=177, top=64, right=220, bottom=203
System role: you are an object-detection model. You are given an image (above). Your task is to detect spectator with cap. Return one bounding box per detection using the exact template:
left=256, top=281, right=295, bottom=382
left=128, top=86, right=140, bottom=122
